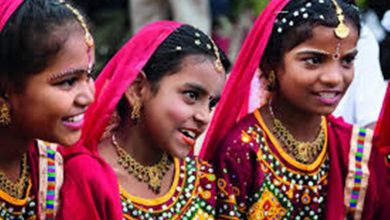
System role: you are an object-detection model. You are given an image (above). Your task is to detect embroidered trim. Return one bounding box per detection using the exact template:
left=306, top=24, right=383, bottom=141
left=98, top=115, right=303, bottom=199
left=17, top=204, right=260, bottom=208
left=37, top=140, right=63, bottom=220
left=344, top=126, right=373, bottom=220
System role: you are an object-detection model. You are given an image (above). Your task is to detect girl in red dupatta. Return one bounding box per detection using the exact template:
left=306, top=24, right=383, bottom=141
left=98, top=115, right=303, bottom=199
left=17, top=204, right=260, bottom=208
left=58, top=21, right=236, bottom=219
left=0, top=0, right=94, bottom=219
left=200, top=0, right=390, bottom=219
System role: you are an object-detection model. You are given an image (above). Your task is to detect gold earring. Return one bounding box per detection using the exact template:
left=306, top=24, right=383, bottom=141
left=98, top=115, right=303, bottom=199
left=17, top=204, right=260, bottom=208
left=267, top=70, right=276, bottom=91
left=0, top=102, right=11, bottom=126
left=131, top=101, right=141, bottom=121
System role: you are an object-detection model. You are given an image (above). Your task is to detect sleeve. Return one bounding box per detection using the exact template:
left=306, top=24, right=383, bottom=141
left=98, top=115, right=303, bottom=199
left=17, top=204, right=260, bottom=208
left=369, top=147, right=390, bottom=220
left=56, top=155, right=122, bottom=220
left=213, top=123, right=265, bottom=218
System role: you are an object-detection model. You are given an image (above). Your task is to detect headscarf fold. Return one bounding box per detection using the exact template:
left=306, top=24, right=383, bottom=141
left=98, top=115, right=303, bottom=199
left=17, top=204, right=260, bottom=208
left=200, top=0, right=289, bottom=160
left=81, top=21, right=182, bottom=152
left=0, top=0, right=24, bottom=32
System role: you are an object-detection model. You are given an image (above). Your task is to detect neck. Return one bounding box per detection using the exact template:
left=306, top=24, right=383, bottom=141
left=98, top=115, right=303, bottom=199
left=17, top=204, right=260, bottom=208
left=267, top=96, right=323, bottom=142
left=114, top=122, right=164, bottom=166
left=0, top=127, right=32, bottom=182
left=0, top=127, right=32, bottom=162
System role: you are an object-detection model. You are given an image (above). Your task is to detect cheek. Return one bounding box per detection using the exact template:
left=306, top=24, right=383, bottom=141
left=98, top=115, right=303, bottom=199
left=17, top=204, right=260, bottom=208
left=345, top=69, right=354, bottom=86
left=165, top=100, right=193, bottom=123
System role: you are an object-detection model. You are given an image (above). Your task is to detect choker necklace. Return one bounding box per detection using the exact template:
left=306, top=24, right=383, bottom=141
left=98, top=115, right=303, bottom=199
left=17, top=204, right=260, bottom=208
left=0, top=153, right=29, bottom=199
left=111, top=135, right=172, bottom=193
left=268, top=103, right=325, bottom=164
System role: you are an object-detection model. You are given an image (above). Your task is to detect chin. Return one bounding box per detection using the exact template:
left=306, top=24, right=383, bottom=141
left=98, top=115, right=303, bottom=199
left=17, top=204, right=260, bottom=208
left=58, top=134, right=81, bottom=147
left=169, top=147, right=191, bottom=159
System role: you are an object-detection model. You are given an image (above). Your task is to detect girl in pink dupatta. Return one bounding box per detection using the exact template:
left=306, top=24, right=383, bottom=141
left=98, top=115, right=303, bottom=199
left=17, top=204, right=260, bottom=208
left=0, top=0, right=94, bottom=219
left=58, top=21, right=237, bottom=219
left=200, top=0, right=390, bottom=219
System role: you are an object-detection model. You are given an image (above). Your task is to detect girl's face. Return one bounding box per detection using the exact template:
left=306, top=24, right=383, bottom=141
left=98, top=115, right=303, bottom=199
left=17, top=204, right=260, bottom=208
left=140, top=55, right=226, bottom=158
left=7, top=29, right=95, bottom=146
left=274, top=22, right=359, bottom=116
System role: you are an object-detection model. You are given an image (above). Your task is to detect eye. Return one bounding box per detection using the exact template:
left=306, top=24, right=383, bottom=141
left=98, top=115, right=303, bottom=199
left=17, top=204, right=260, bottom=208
left=55, top=77, right=78, bottom=89
left=341, top=54, right=356, bottom=68
left=209, top=98, right=219, bottom=111
left=304, top=56, right=323, bottom=65
left=183, top=90, right=199, bottom=103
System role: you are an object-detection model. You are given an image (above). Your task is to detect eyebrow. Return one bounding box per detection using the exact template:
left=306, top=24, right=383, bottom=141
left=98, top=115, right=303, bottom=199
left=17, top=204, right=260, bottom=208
left=184, top=82, right=208, bottom=95
left=296, top=48, right=358, bottom=56
left=47, top=67, right=91, bottom=82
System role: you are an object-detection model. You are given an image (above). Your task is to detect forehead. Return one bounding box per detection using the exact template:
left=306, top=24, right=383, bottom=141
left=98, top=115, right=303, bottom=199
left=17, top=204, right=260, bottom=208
left=293, top=23, right=359, bottom=51
left=160, top=55, right=226, bottom=91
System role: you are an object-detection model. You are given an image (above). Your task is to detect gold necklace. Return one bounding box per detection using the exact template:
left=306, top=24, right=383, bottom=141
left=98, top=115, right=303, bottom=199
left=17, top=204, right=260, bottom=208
left=0, top=153, right=29, bottom=199
left=268, top=104, right=325, bottom=164
left=111, top=135, right=172, bottom=193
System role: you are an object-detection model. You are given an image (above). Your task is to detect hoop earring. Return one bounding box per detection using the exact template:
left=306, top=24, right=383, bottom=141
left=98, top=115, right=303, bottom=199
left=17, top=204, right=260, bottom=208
left=131, top=101, right=142, bottom=122
left=267, top=70, right=276, bottom=91
left=0, top=102, right=11, bottom=126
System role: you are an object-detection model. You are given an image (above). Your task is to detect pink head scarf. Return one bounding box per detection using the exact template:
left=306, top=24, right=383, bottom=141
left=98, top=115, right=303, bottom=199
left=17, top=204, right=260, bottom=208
left=81, top=21, right=182, bottom=152
left=0, top=0, right=24, bottom=32
left=199, top=0, right=289, bottom=160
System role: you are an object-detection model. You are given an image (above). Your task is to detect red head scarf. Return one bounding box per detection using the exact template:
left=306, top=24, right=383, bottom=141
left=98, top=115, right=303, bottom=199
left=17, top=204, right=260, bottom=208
left=0, top=0, right=23, bottom=32
left=200, top=0, right=289, bottom=160
left=81, top=20, right=182, bottom=153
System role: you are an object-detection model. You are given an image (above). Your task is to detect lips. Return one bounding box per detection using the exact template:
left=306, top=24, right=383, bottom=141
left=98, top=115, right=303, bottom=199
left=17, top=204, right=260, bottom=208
left=315, top=91, right=342, bottom=105
left=62, top=113, right=84, bottom=130
left=179, top=128, right=200, bottom=147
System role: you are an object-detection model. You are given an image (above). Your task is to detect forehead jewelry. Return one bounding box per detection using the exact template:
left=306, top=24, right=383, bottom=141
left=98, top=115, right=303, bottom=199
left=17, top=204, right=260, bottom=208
left=331, top=0, right=350, bottom=39
left=60, top=0, right=94, bottom=48
left=193, top=31, right=224, bottom=73
left=333, top=42, right=341, bottom=60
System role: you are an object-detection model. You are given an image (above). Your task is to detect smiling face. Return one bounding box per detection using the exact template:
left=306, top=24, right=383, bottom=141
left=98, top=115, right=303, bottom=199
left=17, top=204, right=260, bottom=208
left=273, top=23, right=359, bottom=116
left=7, top=26, right=95, bottom=146
left=139, top=55, right=226, bottom=158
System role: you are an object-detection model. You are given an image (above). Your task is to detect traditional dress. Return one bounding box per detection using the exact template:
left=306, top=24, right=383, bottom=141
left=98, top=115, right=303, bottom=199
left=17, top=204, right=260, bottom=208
left=1, top=1, right=63, bottom=219
left=199, top=0, right=390, bottom=219
left=58, top=20, right=236, bottom=220
left=214, top=109, right=390, bottom=219
left=0, top=141, right=63, bottom=220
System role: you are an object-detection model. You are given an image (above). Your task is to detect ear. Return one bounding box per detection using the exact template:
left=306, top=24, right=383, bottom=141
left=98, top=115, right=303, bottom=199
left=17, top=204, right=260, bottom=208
left=123, top=71, right=150, bottom=106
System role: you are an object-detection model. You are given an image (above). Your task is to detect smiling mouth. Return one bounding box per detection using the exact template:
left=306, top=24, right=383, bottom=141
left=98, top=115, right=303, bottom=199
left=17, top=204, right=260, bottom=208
left=179, top=129, right=199, bottom=147
left=62, top=114, right=84, bottom=123
left=318, top=92, right=339, bottom=99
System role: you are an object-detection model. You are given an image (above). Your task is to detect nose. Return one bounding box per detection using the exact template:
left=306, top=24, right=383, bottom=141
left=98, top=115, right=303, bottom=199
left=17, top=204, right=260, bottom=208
left=194, top=104, right=211, bottom=129
left=319, top=63, right=346, bottom=87
left=75, top=80, right=95, bottom=108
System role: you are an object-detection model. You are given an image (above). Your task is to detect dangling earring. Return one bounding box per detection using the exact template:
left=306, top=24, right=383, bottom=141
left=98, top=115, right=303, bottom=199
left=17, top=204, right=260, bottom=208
left=131, top=101, right=142, bottom=122
left=0, top=102, right=11, bottom=126
left=267, top=70, right=276, bottom=91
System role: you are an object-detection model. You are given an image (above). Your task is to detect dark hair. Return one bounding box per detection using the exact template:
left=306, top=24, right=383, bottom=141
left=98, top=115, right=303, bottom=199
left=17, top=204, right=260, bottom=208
left=143, top=25, right=230, bottom=89
left=0, top=0, right=88, bottom=91
left=117, top=24, right=230, bottom=118
left=261, top=0, right=361, bottom=72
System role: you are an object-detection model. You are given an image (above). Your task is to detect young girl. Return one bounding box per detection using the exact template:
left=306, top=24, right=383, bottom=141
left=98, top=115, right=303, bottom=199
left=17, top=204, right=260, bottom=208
left=58, top=21, right=235, bottom=219
left=201, top=0, right=390, bottom=219
left=0, top=0, right=94, bottom=219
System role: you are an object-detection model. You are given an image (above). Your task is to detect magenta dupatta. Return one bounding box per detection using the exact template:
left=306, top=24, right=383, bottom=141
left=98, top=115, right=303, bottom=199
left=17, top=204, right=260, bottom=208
left=58, top=21, right=183, bottom=220
left=81, top=21, right=182, bottom=152
left=0, top=0, right=23, bottom=32
left=200, top=0, right=289, bottom=160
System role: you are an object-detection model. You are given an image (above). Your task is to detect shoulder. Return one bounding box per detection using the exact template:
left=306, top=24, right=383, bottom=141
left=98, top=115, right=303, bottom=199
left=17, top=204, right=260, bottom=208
left=60, top=145, right=117, bottom=189
left=218, top=112, right=262, bottom=155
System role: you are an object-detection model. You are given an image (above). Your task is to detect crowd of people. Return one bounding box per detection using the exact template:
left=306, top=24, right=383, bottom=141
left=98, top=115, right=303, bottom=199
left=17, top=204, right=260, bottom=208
left=0, top=0, right=389, bottom=219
